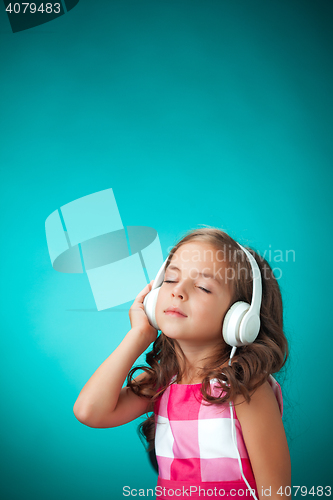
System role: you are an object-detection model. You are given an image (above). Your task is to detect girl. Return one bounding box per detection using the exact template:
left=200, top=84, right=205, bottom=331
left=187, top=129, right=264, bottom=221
left=73, top=228, right=291, bottom=500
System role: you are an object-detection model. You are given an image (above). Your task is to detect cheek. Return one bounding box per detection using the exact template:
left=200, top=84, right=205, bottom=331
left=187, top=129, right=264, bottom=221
left=156, top=286, right=166, bottom=307
left=155, top=288, right=166, bottom=322
left=195, top=298, right=225, bottom=324
left=192, top=300, right=216, bottom=324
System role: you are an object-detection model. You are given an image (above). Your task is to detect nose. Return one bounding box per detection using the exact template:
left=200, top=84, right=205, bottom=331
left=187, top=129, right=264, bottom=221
left=171, top=281, right=187, bottom=300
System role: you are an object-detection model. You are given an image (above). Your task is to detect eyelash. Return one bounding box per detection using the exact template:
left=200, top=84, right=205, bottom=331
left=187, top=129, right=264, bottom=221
left=163, top=280, right=211, bottom=294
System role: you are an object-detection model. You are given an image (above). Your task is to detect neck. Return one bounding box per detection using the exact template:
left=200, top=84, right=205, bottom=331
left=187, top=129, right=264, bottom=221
left=174, top=338, right=229, bottom=384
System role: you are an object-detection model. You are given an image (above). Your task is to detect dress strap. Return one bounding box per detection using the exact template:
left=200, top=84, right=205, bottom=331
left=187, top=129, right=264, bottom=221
left=268, top=374, right=284, bottom=416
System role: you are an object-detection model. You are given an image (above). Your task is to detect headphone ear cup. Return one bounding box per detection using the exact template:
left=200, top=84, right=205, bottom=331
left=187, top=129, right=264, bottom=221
left=143, top=287, right=161, bottom=330
left=222, top=301, right=250, bottom=347
left=239, top=312, right=261, bottom=345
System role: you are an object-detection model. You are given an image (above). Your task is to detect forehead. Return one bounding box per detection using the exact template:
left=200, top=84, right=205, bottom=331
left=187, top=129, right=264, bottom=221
left=170, top=241, right=224, bottom=268
left=166, top=242, right=235, bottom=293
left=167, top=242, right=235, bottom=290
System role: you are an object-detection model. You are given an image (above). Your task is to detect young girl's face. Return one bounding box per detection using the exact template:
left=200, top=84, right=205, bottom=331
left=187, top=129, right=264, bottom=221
left=155, top=241, right=233, bottom=346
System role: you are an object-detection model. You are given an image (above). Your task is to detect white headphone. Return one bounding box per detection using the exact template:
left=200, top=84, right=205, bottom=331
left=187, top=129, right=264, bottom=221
left=143, top=242, right=262, bottom=347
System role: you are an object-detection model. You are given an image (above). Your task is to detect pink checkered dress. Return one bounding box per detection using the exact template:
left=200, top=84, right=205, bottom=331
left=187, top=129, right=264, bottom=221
left=154, top=375, right=283, bottom=499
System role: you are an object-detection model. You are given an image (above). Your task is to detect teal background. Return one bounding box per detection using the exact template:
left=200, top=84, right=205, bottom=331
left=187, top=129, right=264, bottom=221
left=0, top=0, right=332, bottom=498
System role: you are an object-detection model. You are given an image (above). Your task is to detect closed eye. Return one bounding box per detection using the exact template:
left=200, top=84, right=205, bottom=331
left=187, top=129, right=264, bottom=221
left=164, top=281, right=211, bottom=293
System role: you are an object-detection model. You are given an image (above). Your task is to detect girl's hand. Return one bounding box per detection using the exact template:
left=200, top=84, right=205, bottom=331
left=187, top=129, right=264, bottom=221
left=129, top=281, right=158, bottom=346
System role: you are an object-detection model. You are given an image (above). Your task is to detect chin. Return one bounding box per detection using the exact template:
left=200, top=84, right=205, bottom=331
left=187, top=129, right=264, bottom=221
left=163, top=329, right=193, bottom=344
left=158, top=325, right=183, bottom=340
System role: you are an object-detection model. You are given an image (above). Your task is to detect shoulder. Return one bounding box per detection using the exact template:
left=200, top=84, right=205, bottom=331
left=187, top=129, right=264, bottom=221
left=234, top=380, right=282, bottom=424
left=233, top=381, right=291, bottom=491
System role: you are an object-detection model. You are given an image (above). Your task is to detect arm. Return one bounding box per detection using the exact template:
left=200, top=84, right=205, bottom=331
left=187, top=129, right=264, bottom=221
left=234, top=381, right=291, bottom=500
left=73, top=282, right=157, bottom=428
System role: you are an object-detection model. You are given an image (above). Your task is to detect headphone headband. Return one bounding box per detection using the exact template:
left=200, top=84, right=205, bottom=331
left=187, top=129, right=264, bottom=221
left=236, top=243, right=262, bottom=315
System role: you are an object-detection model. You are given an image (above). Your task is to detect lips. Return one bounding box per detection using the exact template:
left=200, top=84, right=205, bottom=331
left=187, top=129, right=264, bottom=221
left=164, top=307, right=187, bottom=318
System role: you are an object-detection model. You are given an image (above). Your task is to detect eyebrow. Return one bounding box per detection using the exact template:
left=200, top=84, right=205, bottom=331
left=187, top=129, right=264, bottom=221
left=166, top=265, right=222, bottom=285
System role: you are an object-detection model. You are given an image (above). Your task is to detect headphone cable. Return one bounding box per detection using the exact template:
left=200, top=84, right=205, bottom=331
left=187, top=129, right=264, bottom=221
left=228, top=348, right=258, bottom=500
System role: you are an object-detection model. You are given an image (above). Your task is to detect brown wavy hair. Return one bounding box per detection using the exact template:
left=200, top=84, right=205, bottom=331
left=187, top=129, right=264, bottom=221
left=126, top=227, right=289, bottom=452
